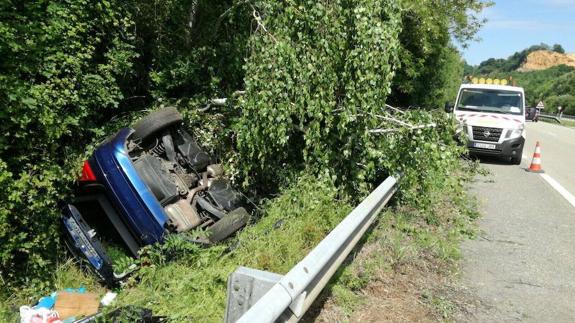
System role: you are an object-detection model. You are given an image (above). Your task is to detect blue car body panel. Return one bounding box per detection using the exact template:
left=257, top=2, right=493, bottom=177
left=89, top=128, right=168, bottom=244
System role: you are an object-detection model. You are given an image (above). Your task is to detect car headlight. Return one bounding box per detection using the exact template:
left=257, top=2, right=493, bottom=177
left=507, top=127, right=524, bottom=139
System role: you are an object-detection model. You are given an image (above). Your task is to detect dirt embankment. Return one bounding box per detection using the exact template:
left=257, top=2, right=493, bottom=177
left=518, top=50, right=575, bottom=71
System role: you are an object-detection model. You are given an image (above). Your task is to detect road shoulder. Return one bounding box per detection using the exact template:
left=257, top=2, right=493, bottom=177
left=461, top=162, right=575, bottom=322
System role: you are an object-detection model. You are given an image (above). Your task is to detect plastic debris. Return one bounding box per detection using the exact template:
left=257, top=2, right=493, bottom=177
left=19, top=306, right=62, bottom=323
left=19, top=287, right=100, bottom=323
left=36, top=293, right=57, bottom=310
left=100, top=292, right=117, bottom=307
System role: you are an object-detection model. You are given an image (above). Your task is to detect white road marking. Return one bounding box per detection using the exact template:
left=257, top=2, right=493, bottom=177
left=540, top=173, right=575, bottom=208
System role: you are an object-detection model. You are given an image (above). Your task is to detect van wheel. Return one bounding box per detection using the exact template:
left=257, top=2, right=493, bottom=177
left=511, top=155, right=522, bottom=165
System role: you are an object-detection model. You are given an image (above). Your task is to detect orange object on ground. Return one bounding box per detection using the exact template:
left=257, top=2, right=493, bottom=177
left=527, top=141, right=544, bottom=173
left=54, top=291, right=100, bottom=320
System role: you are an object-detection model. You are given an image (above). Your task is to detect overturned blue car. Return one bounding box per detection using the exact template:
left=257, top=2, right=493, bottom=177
left=62, top=108, right=250, bottom=286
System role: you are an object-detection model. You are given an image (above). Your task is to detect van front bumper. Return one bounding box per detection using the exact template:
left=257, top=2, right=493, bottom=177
left=468, top=137, right=525, bottom=158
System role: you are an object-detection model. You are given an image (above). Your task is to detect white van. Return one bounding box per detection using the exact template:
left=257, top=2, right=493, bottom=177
left=446, top=79, right=526, bottom=164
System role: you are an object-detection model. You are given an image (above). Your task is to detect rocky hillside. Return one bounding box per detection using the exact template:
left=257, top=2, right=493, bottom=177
left=518, top=50, right=575, bottom=72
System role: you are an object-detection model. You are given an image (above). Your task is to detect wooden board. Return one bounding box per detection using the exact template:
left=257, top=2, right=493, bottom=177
left=54, top=291, right=100, bottom=320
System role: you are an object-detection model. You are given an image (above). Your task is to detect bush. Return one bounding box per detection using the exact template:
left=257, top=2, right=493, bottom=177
left=0, top=0, right=137, bottom=290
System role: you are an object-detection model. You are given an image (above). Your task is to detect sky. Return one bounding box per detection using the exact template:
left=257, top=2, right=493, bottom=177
left=461, top=0, right=575, bottom=65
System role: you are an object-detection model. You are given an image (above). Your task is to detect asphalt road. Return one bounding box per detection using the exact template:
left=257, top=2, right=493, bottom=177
left=461, top=122, right=575, bottom=322
left=524, top=122, right=575, bottom=196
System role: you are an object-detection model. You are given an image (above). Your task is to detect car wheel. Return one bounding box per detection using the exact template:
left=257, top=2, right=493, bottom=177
left=132, top=107, right=183, bottom=142
left=207, top=207, right=250, bottom=243
left=511, top=155, right=522, bottom=165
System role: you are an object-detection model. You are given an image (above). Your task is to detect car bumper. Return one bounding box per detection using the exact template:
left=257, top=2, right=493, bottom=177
left=468, top=136, right=525, bottom=158
left=91, top=128, right=168, bottom=245
left=61, top=204, right=116, bottom=285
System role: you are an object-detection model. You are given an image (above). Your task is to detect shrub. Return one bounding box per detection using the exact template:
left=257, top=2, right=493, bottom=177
left=0, top=0, right=137, bottom=290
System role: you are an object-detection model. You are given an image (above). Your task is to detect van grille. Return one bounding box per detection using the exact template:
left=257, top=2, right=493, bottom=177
left=472, top=126, right=502, bottom=142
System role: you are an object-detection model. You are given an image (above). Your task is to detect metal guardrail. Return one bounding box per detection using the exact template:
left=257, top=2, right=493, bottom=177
left=539, top=112, right=575, bottom=123
left=538, top=113, right=561, bottom=123
left=224, top=175, right=400, bottom=323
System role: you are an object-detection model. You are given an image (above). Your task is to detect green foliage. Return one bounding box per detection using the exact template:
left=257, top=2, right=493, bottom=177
left=235, top=0, right=402, bottom=194
left=234, top=0, right=473, bottom=202
left=538, top=70, right=575, bottom=114
left=389, top=0, right=488, bottom=109
left=553, top=44, right=566, bottom=54
left=0, top=0, right=137, bottom=289
left=124, top=0, right=251, bottom=100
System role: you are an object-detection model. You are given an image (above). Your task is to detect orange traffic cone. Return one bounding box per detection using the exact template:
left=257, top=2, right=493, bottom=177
left=527, top=141, right=544, bottom=173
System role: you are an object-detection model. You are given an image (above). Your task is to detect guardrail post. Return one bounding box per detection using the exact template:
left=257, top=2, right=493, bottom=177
left=224, top=267, right=289, bottom=323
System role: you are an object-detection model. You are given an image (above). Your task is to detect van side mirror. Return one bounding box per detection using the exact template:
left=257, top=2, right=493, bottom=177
left=444, top=102, right=454, bottom=113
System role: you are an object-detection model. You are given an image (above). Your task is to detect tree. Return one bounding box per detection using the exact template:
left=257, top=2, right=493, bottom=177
left=553, top=44, right=566, bottom=54
left=388, top=0, right=489, bottom=108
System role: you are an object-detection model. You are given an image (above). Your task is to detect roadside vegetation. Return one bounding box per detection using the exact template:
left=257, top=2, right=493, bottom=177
left=541, top=117, right=575, bottom=128
left=503, top=66, right=575, bottom=114
left=1, top=0, right=488, bottom=321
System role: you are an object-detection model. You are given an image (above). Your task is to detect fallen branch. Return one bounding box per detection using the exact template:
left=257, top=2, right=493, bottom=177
left=369, top=123, right=436, bottom=134
left=384, top=104, right=406, bottom=115
left=252, top=7, right=277, bottom=43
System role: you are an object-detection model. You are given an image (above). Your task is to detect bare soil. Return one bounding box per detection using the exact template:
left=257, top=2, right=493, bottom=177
left=518, top=50, right=575, bottom=71
left=305, top=244, right=483, bottom=322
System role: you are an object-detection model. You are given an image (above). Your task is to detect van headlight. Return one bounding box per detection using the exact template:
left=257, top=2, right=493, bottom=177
left=455, top=123, right=468, bottom=135
left=507, top=127, right=524, bottom=139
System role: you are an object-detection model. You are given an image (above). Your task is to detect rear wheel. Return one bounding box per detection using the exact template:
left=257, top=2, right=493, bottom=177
left=207, top=207, right=250, bottom=243
left=132, top=107, right=183, bottom=142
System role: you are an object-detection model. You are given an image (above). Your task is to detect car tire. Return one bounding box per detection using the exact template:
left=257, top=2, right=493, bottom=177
left=511, top=155, right=522, bottom=165
left=132, top=107, right=183, bottom=142
left=207, top=207, right=250, bottom=243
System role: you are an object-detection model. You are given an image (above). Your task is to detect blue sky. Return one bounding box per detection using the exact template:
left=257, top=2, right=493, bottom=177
left=461, top=0, right=575, bottom=65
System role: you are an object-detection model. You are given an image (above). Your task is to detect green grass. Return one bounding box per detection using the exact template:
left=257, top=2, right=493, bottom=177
left=540, top=117, right=575, bottom=128
left=560, top=119, right=575, bottom=128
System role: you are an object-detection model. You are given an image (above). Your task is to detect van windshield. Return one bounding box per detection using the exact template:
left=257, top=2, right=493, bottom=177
left=456, top=89, right=523, bottom=115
